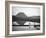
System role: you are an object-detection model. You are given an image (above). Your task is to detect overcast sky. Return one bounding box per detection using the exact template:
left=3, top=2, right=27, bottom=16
left=12, top=7, right=40, bottom=17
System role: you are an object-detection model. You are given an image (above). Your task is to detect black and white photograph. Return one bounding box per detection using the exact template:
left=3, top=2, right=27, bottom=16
left=12, top=6, right=40, bottom=31
left=9, top=3, right=44, bottom=34
left=5, top=1, right=45, bottom=36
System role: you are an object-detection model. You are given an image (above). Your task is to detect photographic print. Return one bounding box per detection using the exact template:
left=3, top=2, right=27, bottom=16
left=12, top=6, right=40, bottom=31
left=9, top=3, right=43, bottom=34
left=5, top=1, right=45, bottom=37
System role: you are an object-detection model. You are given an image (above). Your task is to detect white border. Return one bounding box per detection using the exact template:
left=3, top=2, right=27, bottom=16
left=9, top=4, right=43, bottom=34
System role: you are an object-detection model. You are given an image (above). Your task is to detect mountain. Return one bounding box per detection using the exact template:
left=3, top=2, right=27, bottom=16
left=13, top=12, right=27, bottom=25
left=12, top=12, right=40, bottom=25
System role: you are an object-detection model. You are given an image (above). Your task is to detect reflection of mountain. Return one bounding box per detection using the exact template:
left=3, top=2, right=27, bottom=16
left=12, top=12, right=40, bottom=25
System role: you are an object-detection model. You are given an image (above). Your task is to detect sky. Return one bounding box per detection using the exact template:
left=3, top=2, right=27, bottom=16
left=12, top=7, right=40, bottom=17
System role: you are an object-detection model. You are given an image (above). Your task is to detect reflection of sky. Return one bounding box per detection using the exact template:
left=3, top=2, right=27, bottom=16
left=12, top=7, right=40, bottom=17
